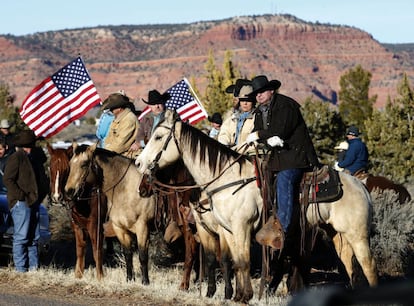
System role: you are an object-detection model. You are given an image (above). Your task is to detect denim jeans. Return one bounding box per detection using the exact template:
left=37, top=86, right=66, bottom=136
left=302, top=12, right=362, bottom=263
left=275, top=168, right=304, bottom=233
left=10, top=201, right=40, bottom=272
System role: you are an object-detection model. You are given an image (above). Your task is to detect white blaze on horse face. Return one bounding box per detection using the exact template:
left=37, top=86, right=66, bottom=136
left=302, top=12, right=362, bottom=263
left=52, top=170, right=60, bottom=201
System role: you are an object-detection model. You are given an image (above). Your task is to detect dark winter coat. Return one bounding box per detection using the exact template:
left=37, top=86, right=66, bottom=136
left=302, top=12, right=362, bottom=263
left=337, top=138, right=368, bottom=175
left=252, top=93, right=319, bottom=172
left=3, top=147, right=49, bottom=209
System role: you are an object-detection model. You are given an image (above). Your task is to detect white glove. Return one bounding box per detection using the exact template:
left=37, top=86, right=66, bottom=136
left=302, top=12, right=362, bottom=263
left=334, top=161, right=344, bottom=172
left=267, top=136, right=284, bottom=147
left=246, top=132, right=259, bottom=144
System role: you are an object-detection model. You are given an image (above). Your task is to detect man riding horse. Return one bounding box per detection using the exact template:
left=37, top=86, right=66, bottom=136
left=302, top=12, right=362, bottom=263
left=245, top=75, right=319, bottom=248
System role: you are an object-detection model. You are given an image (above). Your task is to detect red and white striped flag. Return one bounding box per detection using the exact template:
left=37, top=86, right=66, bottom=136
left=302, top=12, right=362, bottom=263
left=138, top=78, right=207, bottom=125
left=20, top=57, right=101, bottom=138
left=138, top=106, right=151, bottom=121
left=165, top=78, right=207, bottom=125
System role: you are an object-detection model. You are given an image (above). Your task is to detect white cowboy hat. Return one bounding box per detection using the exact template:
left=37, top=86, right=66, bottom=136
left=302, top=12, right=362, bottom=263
left=334, top=141, right=349, bottom=151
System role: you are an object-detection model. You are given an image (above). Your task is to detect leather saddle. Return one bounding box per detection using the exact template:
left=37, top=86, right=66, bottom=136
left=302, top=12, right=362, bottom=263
left=302, top=165, right=343, bottom=203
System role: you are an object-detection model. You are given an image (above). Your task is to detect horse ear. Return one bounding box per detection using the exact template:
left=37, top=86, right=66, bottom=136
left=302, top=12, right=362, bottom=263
left=165, top=109, right=175, bottom=123
left=72, top=140, right=78, bottom=150
left=46, top=142, right=53, bottom=153
left=66, top=145, right=74, bottom=158
left=89, top=142, right=98, bottom=152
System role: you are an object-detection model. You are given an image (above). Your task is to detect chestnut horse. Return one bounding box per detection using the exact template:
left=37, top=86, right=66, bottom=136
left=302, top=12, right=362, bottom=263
left=139, top=164, right=234, bottom=299
left=47, top=143, right=107, bottom=280
left=135, top=110, right=378, bottom=303
left=357, top=173, right=411, bottom=204
left=65, top=144, right=156, bottom=284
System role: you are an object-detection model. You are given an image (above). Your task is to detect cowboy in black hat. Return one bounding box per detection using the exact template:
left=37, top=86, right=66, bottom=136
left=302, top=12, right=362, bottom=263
left=337, top=126, right=368, bottom=175
left=130, top=89, right=171, bottom=152
left=246, top=75, right=319, bottom=249
left=3, top=129, right=49, bottom=272
left=207, top=112, right=223, bottom=139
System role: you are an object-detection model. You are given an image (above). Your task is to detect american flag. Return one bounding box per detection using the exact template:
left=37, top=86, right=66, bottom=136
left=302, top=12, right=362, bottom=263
left=165, top=79, right=207, bottom=125
left=20, top=57, right=101, bottom=138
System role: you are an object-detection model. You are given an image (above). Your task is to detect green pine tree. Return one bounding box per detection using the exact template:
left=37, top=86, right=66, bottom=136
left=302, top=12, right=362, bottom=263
left=338, top=65, right=377, bottom=129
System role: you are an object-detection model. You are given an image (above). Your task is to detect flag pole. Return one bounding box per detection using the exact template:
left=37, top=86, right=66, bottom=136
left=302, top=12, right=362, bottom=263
left=183, top=78, right=208, bottom=117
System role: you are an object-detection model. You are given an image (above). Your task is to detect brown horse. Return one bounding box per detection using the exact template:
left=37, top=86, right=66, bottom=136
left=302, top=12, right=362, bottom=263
left=65, top=143, right=156, bottom=284
left=138, top=163, right=200, bottom=291
left=47, top=143, right=108, bottom=280
left=139, top=163, right=234, bottom=298
left=356, top=173, right=411, bottom=204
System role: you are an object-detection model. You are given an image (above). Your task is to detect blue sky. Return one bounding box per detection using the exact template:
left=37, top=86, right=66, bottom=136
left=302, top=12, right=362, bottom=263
left=0, top=0, right=412, bottom=43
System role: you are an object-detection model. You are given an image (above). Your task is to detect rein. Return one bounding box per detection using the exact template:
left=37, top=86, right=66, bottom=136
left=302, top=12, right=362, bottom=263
left=148, top=120, right=255, bottom=198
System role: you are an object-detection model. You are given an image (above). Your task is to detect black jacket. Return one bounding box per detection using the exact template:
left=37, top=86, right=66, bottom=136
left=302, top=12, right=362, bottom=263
left=252, top=93, right=319, bottom=171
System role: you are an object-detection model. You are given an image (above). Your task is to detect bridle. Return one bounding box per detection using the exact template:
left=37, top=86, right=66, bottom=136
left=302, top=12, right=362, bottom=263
left=145, top=117, right=258, bottom=216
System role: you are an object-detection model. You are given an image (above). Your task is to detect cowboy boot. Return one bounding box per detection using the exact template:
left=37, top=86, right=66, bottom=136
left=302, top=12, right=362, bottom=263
left=255, top=215, right=285, bottom=250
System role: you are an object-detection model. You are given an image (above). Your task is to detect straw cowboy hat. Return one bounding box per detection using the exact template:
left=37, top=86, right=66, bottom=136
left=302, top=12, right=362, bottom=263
left=13, top=129, right=37, bottom=148
left=102, top=93, right=131, bottom=110
left=249, top=75, right=282, bottom=97
left=142, top=90, right=170, bottom=105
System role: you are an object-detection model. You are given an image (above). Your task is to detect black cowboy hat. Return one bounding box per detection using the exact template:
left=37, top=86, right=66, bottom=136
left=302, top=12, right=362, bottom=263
left=208, top=112, right=223, bottom=125
left=13, top=129, right=37, bottom=148
left=142, top=90, right=171, bottom=105
left=225, top=79, right=252, bottom=97
left=102, top=93, right=131, bottom=110
left=249, top=75, right=281, bottom=97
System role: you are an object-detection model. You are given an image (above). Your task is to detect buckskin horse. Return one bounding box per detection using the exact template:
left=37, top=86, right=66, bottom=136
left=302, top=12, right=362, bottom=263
left=135, top=110, right=378, bottom=303
left=65, top=144, right=156, bottom=285
left=47, top=143, right=108, bottom=280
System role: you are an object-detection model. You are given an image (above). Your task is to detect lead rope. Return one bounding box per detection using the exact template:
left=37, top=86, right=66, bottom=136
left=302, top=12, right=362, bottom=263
left=97, top=187, right=102, bottom=270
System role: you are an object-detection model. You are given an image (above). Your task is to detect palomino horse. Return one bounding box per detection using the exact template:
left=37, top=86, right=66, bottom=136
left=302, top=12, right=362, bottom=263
left=135, top=110, right=378, bottom=302
left=355, top=172, right=411, bottom=204
left=65, top=144, right=156, bottom=284
left=47, top=143, right=107, bottom=280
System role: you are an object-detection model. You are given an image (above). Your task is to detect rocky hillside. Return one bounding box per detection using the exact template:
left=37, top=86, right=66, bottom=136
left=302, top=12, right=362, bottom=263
left=0, top=14, right=413, bottom=110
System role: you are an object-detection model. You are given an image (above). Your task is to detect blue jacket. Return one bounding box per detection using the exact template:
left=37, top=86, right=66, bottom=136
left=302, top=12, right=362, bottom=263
left=338, top=138, right=368, bottom=175
left=96, top=112, right=115, bottom=148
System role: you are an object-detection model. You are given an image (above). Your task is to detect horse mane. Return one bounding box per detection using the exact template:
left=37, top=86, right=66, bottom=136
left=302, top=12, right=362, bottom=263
left=180, top=122, right=249, bottom=175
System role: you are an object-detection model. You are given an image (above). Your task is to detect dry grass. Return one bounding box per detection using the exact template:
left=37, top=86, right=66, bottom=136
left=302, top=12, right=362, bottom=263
left=0, top=258, right=290, bottom=305
left=3, top=179, right=412, bottom=304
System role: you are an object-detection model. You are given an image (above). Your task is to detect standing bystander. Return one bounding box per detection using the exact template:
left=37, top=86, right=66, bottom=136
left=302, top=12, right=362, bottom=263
left=3, top=130, right=49, bottom=272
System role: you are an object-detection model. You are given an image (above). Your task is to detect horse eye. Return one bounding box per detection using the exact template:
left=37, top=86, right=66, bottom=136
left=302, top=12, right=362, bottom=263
left=155, top=135, right=162, bottom=141
left=81, top=162, right=89, bottom=169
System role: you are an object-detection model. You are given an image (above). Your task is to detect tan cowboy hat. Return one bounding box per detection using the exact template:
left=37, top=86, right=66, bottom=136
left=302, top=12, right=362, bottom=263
left=142, top=90, right=170, bottom=105
left=237, top=85, right=254, bottom=102
left=225, top=79, right=252, bottom=97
